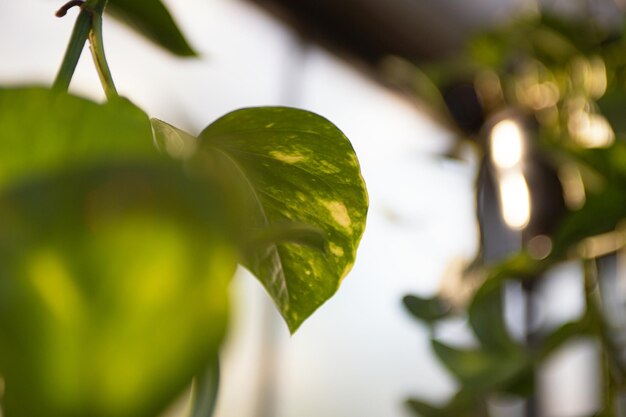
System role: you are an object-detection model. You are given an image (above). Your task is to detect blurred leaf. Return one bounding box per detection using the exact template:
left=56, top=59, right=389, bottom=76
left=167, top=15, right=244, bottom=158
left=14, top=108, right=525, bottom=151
left=0, top=87, right=236, bottom=417
left=198, top=107, right=368, bottom=333
left=597, top=90, right=626, bottom=135
left=538, top=319, right=592, bottom=360
left=0, top=87, right=158, bottom=190
left=432, top=340, right=528, bottom=391
left=403, top=295, right=451, bottom=324
left=468, top=283, right=517, bottom=352
left=0, top=164, right=236, bottom=417
left=406, top=398, right=447, bottom=417
left=106, top=0, right=196, bottom=56
left=551, top=186, right=626, bottom=257
left=407, top=391, right=488, bottom=417
left=151, top=118, right=198, bottom=159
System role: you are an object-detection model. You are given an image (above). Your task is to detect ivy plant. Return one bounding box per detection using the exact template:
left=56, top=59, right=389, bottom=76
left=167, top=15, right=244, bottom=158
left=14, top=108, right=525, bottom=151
left=395, top=9, right=626, bottom=417
left=0, top=1, right=368, bottom=416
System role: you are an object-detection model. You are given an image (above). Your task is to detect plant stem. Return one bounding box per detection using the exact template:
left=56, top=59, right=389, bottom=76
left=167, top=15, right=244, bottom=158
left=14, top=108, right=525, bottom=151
left=52, top=0, right=117, bottom=99
left=88, top=8, right=118, bottom=99
left=584, top=259, right=618, bottom=416
left=191, top=356, right=220, bottom=417
left=52, top=9, right=92, bottom=93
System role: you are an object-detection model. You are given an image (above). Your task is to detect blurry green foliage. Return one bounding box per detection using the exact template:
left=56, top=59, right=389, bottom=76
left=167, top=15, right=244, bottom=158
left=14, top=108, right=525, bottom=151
left=106, top=0, right=197, bottom=56
left=396, top=9, right=626, bottom=417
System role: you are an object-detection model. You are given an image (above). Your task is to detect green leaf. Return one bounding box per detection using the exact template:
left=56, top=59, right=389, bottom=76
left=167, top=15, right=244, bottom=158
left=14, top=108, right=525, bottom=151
left=406, top=398, right=447, bottom=417
left=0, top=87, right=236, bottom=417
left=468, top=282, right=517, bottom=352
left=198, top=107, right=368, bottom=333
left=0, top=165, right=235, bottom=417
left=597, top=89, right=626, bottom=135
left=403, top=295, right=451, bottom=324
left=432, top=340, right=527, bottom=389
left=0, top=87, right=159, bottom=190
left=407, top=392, right=487, bottom=417
left=106, top=0, right=196, bottom=56
left=538, top=319, right=592, bottom=360
left=245, top=222, right=327, bottom=252
left=151, top=118, right=198, bottom=159
left=551, top=186, right=626, bottom=257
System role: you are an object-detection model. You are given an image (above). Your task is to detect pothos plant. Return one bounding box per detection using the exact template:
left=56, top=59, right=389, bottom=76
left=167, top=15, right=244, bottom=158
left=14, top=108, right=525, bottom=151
left=392, top=9, right=626, bottom=417
left=0, top=1, right=368, bottom=416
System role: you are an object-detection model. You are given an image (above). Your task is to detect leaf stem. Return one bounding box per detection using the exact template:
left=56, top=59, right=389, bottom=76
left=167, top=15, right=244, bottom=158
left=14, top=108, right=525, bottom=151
left=52, top=8, right=91, bottom=93
left=191, top=356, right=221, bottom=417
left=584, top=259, right=619, bottom=416
left=52, top=0, right=117, bottom=99
left=88, top=5, right=118, bottom=99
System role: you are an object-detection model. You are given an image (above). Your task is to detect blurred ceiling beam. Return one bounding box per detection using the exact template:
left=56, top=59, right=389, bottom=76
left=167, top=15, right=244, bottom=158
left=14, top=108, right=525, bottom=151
left=246, top=0, right=532, bottom=64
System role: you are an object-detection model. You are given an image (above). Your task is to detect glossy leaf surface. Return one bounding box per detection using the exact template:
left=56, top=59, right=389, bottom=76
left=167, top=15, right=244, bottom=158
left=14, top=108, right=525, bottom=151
left=106, top=0, right=196, bottom=56
left=198, top=107, right=368, bottom=332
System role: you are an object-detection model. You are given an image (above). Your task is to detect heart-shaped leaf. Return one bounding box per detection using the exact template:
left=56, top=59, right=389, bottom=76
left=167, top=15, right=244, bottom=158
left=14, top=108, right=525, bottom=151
left=197, top=107, right=368, bottom=332
left=106, top=0, right=196, bottom=56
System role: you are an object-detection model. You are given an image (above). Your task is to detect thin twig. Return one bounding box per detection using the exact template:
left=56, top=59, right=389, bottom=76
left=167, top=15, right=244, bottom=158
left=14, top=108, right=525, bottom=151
left=55, top=0, right=85, bottom=18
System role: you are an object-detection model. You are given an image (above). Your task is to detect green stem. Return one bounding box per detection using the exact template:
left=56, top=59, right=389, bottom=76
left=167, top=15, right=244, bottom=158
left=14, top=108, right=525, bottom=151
left=88, top=8, right=118, bottom=100
left=191, top=356, right=220, bottom=417
left=52, top=9, right=92, bottom=93
left=584, top=259, right=618, bottom=416
left=52, top=0, right=117, bottom=99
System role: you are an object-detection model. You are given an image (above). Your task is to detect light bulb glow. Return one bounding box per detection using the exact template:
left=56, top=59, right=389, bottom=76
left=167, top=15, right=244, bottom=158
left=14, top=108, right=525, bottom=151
left=490, top=119, right=525, bottom=170
left=499, top=171, right=531, bottom=230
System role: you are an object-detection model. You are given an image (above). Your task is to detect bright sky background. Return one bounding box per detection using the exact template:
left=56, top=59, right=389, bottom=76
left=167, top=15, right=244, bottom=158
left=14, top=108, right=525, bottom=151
left=0, top=1, right=490, bottom=416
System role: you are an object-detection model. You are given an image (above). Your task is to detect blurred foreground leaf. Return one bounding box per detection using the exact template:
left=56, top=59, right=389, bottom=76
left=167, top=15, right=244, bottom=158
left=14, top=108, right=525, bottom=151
left=0, top=88, right=235, bottom=417
left=198, top=107, right=368, bottom=332
left=0, top=87, right=157, bottom=188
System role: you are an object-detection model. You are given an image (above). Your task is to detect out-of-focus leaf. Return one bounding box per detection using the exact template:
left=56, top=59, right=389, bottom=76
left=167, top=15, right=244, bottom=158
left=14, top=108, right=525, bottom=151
left=406, top=399, right=447, bottom=417
left=468, top=283, right=517, bottom=352
left=432, top=340, right=528, bottom=390
left=0, top=165, right=236, bottom=417
left=106, top=0, right=196, bottom=56
left=403, top=295, right=451, bottom=324
left=0, top=87, right=158, bottom=190
left=0, top=87, right=236, bottom=417
left=151, top=118, right=198, bottom=159
left=467, top=253, right=549, bottom=349
left=538, top=320, right=592, bottom=360
left=198, top=107, right=368, bottom=333
left=560, top=139, right=626, bottom=184
left=551, top=186, right=626, bottom=257
left=407, top=391, right=487, bottom=417
left=597, top=90, right=626, bottom=135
